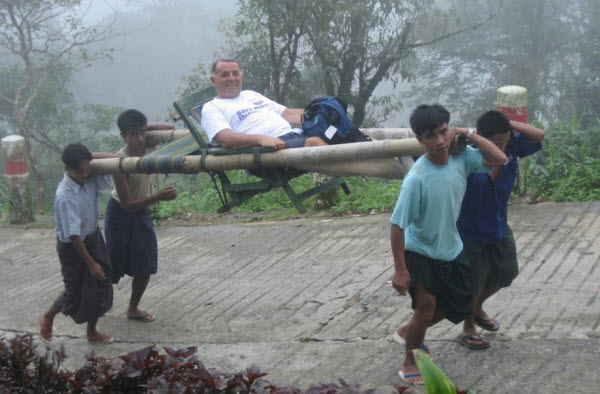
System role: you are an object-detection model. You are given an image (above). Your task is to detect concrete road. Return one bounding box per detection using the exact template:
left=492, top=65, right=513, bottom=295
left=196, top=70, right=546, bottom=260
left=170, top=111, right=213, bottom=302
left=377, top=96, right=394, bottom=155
left=1, top=201, right=599, bottom=393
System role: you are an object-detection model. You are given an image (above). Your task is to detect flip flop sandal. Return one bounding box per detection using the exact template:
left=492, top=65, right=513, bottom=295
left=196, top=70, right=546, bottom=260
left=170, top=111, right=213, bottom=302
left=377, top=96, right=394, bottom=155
left=37, top=313, right=52, bottom=343
left=474, top=314, right=500, bottom=331
left=456, top=333, right=490, bottom=350
left=127, top=311, right=156, bottom=322
left=87, top=333, right=115, bottom=344
left=398, top=370, right=425, bottom=385
left=392, top=331, right=431, bottom=356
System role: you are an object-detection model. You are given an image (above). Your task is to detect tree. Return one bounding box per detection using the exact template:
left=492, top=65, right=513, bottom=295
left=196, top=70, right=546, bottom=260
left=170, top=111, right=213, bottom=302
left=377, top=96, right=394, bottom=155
left=406, top=0, right=599, bottom=126
left=200, top=0, right=496, bottom=127
left=303, top=0, right=496, bottom=127
left=0, top=0, right=115, bottom=208
left=217, top=0, right=308, bottom=104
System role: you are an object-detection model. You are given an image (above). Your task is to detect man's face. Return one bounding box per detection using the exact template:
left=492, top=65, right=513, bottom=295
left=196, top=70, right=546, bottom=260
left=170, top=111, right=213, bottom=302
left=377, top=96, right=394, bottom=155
left=66, top=160, right=91, bottom=186
left=211, top=61, right=243, bottom=99
left=489, top=132, right=511, bottom=152
left=417, top=123, right=451, bottom=160
left=121, top=125, right=147, bottom=154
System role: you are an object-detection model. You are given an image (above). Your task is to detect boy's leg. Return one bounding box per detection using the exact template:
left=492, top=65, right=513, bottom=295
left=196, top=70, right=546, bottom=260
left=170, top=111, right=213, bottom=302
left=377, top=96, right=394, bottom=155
left=459, top=241, right=493, bottom=348
left=401, top=283, right=440, bottom=384
left=460, top=289, right=493, bottom=349
left=86, top=318, right=114, bottom=344
left=472, top=227, right=518, bottom=331
left=38, top=301, right=62, bottom=342
left=127, top=275, right=154, bottom=321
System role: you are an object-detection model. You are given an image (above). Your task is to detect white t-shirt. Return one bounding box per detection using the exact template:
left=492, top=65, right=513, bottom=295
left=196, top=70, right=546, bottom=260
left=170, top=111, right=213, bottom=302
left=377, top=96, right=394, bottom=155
left=200, top=90, right=299, bottom=144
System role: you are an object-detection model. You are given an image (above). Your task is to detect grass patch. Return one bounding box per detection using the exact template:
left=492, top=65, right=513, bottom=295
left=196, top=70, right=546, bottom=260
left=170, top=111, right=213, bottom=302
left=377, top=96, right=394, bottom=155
left=526, top=117, right=600, bottom=202
left=150, top=172, right=402, bottom=222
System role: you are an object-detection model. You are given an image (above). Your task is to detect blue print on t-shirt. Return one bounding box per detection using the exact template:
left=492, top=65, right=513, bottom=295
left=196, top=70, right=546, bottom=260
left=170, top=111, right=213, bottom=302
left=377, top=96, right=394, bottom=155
left=237, top=101, right=269, bottom=121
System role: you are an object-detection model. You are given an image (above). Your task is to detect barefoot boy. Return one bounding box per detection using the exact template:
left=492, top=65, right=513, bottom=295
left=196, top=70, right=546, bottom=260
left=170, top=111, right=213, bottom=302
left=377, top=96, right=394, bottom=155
left=390, top=104, right=507, bottom=384
left=39, top=144, right=116, bottom=344
left=104, top=109, right=177, bottom=322
left=456, top=111, right=545, bottom=349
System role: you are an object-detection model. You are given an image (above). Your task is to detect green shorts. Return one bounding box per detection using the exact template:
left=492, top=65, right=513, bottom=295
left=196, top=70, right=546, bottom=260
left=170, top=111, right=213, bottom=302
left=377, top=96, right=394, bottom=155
left=463, top=226, right=518, bottom=293
left=405, top=249, right=474, bottom=324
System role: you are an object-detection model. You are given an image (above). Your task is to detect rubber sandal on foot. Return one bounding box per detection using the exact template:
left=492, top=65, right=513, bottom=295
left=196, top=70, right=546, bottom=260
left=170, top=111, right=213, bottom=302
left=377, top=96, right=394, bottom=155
left=127, top=311, right=155, bottom=323
left=398, top=370, right=424, bottom=385
left=87, top=333, right=114, bottom=344
left=392, top=331, right=431, bottom=356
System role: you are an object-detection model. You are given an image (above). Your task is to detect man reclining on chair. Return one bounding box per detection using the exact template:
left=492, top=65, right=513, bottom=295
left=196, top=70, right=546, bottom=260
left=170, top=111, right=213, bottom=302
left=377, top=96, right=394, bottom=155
left=201, top=58, right=327, bottom=151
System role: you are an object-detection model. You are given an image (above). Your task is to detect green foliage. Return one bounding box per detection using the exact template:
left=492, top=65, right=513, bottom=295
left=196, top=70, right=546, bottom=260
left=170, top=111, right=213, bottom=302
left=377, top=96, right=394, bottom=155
left=0, top=179, right=10, bottom=218
left=180, top=0, right=469, bottom=127
left=408, top=0, right=599, bottom=126
left=329, top=177, right=401, bottom=214
left=150, top=171, right=402, bottom=222
left=527, top=118, right=600, bottom=202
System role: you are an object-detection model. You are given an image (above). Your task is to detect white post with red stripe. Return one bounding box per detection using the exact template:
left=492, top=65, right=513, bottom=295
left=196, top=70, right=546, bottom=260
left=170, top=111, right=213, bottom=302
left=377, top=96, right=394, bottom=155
left=2, top=135, right=34, bottom=223
left=497, top=85, right=528, bottom=196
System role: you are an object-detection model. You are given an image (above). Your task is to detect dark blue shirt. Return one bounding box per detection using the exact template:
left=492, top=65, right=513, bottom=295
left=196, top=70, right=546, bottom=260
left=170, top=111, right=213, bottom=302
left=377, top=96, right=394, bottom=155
left=457, top=132, right=542, bottom=244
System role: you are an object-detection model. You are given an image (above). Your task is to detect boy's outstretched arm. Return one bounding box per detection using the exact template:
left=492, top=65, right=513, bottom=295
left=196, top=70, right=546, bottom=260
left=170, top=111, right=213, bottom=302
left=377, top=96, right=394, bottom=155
left=453, top=127, right=507, bottom=167
left=112, top=173, right=177, bottom=212
left=511, top=121, right=545, bottom=143
left=391, top=224, right=410, bottom=296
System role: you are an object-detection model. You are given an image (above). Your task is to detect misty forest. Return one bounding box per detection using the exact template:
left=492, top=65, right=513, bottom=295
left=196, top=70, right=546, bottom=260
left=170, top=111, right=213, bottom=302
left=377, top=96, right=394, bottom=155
left=1, top=0, right=599, bottom=218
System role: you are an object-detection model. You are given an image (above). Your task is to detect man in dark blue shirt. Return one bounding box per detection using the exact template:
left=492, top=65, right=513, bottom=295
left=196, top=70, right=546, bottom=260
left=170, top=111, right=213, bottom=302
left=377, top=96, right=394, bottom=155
left=455, top=110, right=545, bottom=349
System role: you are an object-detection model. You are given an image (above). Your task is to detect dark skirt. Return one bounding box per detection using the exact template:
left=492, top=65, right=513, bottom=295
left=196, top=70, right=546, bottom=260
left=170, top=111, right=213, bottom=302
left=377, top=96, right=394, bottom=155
left=105, top=197, right=158, bottom=284
left=463, top=226, right=519, bottom=292
left=405, top=249, right=474, bottom=324
left=53, top=228, right=113, bottom=324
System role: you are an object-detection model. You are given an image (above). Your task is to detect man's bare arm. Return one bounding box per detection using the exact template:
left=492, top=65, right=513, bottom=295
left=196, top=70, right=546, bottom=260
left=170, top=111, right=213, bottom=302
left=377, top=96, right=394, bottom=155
left=511, top=121, right=545, bottom=143
left=214, top=129, right=285, bottom=150
left=452, top=127, right=507, bottom=167
left=281, top=108, right=304, bottom=127
left=391, top=224, right=410, bottom=295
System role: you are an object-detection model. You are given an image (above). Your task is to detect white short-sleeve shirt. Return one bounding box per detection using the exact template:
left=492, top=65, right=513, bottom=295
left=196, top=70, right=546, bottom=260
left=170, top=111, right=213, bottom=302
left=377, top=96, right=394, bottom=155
left=200, top=90, right=299, bottom=144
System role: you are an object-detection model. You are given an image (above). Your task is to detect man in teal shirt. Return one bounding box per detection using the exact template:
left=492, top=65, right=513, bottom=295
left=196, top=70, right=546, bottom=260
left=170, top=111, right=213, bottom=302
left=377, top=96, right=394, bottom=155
left=390, top=104, right=507, bottom=385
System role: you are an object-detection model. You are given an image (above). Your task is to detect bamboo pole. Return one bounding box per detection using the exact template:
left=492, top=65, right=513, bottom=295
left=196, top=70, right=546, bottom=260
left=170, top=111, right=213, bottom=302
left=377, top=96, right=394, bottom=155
left=91, top=138, right=425, bottom=179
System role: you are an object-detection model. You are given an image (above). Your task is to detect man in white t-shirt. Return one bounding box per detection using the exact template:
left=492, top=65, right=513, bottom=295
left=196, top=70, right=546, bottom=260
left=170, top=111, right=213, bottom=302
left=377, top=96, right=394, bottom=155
left=201, top=58, right=327, bottom=150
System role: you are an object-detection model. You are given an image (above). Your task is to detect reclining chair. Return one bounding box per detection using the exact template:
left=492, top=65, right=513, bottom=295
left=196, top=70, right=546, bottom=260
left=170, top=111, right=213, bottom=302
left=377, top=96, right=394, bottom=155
left=170, top=86, right=350, bottom=213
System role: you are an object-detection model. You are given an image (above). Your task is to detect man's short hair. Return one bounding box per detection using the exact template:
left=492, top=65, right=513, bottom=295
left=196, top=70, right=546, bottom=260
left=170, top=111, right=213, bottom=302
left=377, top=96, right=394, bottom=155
left=117, top=109, right=147, bottom=134
left=210, top=58, right=241, bottom=74
left=476, top=110, right=512, bottom=139
left=409, top=104, right=451, bottom=136
left=62, top=143, right=92, bottom=169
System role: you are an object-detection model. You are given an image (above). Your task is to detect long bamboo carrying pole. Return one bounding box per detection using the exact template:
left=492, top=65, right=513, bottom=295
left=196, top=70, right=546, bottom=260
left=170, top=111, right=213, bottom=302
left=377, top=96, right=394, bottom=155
left=90, top=138, right=425, bottom=179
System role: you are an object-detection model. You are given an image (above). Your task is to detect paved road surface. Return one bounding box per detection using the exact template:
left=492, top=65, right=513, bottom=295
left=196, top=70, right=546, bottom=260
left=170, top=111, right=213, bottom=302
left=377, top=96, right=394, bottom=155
left=1, top=202, right=599, bottom=393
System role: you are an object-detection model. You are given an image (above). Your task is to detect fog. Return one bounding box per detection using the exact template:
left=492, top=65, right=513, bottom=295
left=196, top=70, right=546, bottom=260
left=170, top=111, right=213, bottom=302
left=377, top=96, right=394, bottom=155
left=72, top=0, right=238, bottom=120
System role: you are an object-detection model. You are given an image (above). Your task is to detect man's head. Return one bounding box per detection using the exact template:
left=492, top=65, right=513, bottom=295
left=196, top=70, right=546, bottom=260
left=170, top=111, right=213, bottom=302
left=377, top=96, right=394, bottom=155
left=210, top=58, right=243, bottom=99
left=117, top=109, right=148, bottom=152
left=409, top=104, right=450, bottom=137
left=62, top=143, right=92, bottom=185
left=476, top=110, right=512, bottom=152
left=410, top=104, right=452, bottom=160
